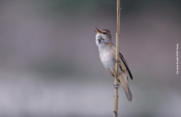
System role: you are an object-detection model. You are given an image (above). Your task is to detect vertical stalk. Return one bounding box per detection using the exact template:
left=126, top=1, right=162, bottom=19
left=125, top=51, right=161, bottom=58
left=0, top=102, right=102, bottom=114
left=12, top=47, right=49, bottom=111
left=113, top=0, right=120, bottom=117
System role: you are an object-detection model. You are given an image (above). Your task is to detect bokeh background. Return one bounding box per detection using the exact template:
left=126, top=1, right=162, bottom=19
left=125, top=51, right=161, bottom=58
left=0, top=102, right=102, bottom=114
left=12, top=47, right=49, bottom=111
left=0, top=0, right=180, bottom=117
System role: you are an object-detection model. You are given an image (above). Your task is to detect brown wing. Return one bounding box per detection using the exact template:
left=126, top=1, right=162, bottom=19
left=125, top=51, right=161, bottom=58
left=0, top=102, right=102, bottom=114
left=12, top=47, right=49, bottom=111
left=119, top=52, right=133, bottom=80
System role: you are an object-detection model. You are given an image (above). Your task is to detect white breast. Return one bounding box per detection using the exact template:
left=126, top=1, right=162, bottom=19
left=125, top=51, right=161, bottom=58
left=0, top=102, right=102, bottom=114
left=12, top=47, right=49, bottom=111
left=99, top=49, right=115, bottom=72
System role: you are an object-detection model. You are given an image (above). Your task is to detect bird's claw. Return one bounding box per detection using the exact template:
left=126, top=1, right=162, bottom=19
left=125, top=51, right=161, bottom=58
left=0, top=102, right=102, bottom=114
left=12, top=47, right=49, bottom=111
left=115, top=59, right=120, bottom=63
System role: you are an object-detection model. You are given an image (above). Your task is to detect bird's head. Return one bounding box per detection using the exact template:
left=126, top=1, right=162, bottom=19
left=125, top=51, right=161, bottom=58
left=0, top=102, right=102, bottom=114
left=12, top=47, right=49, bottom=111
left=94, top=27, right=112, bottom=46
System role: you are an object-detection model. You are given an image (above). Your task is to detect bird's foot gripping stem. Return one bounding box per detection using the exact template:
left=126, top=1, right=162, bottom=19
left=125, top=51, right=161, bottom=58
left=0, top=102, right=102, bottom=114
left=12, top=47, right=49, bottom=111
left=113, top=82, right=120, bottom=89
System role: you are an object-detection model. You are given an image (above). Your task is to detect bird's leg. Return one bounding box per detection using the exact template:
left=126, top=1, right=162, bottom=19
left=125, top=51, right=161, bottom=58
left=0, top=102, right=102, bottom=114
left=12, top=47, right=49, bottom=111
left=113, top=69, right=120, bottom=89
left=114, top=58, right=120, bottom=63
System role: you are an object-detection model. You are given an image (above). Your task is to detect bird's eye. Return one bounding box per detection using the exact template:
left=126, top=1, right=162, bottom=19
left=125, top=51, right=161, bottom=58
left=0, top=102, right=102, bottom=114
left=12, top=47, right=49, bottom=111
left=103, top=32, right=107, bottom=34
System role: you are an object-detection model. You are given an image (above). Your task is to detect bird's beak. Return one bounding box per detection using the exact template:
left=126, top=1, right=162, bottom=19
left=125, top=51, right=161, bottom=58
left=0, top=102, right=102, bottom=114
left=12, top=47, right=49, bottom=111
left=94, top=27, right=102, bottom=34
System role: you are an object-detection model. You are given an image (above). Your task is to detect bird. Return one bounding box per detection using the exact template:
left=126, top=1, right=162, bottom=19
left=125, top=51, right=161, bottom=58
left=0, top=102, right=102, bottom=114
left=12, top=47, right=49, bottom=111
left=94, top=27, right=133, bottom=101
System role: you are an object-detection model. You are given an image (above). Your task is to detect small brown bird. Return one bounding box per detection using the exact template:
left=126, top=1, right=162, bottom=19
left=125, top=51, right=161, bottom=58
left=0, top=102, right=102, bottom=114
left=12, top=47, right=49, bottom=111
left=95, top=27, right=133, bottom=101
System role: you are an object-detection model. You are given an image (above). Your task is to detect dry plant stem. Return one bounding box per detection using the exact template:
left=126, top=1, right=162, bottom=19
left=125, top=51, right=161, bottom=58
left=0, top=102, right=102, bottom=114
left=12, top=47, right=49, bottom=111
left=113, top=0, right=120, bottom=117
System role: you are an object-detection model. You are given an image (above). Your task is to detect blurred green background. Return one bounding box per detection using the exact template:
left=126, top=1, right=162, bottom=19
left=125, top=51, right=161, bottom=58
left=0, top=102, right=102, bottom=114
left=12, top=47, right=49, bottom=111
left=0, top=0, right=180, bottom=117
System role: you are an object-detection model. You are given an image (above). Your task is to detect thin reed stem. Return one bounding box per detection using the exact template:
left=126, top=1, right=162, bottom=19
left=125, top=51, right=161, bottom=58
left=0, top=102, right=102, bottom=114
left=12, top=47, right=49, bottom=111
left=113, top=0, right=121, bottom=117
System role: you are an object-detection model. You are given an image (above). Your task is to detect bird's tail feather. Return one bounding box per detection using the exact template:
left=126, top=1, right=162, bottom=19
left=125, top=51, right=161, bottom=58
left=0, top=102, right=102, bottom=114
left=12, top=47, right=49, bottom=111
left=118, top=74, right=132, bottom=101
